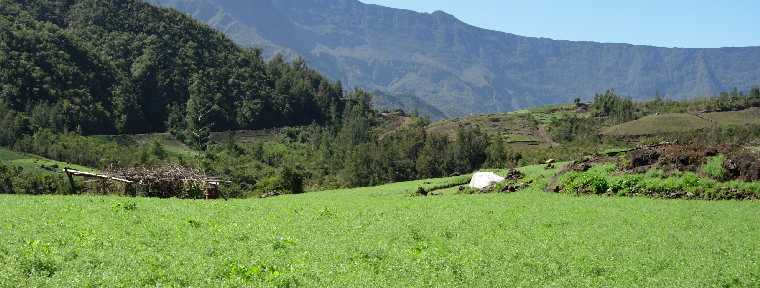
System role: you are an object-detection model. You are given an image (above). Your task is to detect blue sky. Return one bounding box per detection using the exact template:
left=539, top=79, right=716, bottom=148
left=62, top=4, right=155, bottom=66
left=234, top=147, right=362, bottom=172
left=361, top=0, right=759, bottom=48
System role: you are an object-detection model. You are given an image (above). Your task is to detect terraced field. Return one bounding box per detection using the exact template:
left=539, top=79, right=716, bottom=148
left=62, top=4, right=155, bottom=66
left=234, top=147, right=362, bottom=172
left=426, top=107, right=577, bottom=145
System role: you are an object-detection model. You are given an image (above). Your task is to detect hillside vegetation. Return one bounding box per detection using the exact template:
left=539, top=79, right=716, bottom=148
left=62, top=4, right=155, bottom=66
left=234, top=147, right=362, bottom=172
left=0, top=147, right=93, bottom=175
left=602, top=108, right=760, bottom=137
left=0, top=0, right=508, bottom=197
left=601, top=113, right=713, bottom=136
left=0, top=0, right=345, bottom=141
left=2, top=1, right=759, bottom=200
left=4, top=88, right=760, bottom=198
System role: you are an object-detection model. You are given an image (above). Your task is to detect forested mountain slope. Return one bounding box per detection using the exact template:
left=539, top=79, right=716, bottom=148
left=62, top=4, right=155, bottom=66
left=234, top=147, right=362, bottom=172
left=151, top=0, right=760, bottom=118
left=0, top=0, right=347, bottom=141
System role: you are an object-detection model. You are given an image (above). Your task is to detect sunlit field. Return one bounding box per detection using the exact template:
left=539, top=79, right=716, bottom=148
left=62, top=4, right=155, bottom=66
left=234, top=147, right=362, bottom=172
left=2, top=165, right=759, bottom=287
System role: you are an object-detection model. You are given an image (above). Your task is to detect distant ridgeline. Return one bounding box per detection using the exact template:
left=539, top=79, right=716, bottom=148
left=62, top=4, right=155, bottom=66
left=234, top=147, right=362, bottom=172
left=0, top=0, right=363, bottom=145
left=150, top=0, right=760, bottom=118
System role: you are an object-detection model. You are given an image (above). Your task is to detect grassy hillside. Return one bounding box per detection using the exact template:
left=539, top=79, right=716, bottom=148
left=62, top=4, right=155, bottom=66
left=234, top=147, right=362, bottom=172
left=93, top=134, right=199, bottom=158
left=704, top=107, right=760, bottom=126
left=602, top=109, right=760, bottom=137
left=2, top=164, right=759, bottom=287
left=0, top=147, right=94, bottom=174
left=601, top=113, right=713, bottom=137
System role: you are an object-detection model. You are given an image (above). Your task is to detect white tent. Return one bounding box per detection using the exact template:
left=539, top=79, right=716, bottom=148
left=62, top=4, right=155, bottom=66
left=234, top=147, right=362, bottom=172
left=468, top=172, right=505, bottom=189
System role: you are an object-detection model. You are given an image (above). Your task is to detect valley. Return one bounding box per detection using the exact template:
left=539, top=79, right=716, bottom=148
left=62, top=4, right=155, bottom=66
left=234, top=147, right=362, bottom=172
left=1, top=0, right=759, bottom=287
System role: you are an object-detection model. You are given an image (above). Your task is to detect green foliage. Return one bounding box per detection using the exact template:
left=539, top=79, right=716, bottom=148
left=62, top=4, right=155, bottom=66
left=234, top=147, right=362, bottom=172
left=18, top=240, right=59, bottom=278
left=559, top=164, right=760, bottom=200
left=255, top=167, right=304, bottom=195
left=0, top=162, right=72, bottom=195
left=549, top=115, right=599, bottom=143
left=111, top=201, right=138, bottom=212
left=12, top=130, right=172, bottom=169
left=592, top=90, right=637, bottom=123
left=701, top=155, right=726, bottom=180
left=0, top=0, right=345, bottom=142
left=447, top=127, right=489, bottom=174
left=2, top=169, right=760, bottom=286
left=484, top=137, right=522, bottom=168
left=415, top=133, right=450, bottom=178
left=0, top=164, right=18, bottom=193
left=562, top=173, right=610, bottom=194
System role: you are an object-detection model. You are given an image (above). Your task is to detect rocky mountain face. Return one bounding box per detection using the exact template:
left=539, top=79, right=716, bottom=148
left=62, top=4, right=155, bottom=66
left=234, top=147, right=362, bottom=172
left=150, top=0, right=760, bottom=118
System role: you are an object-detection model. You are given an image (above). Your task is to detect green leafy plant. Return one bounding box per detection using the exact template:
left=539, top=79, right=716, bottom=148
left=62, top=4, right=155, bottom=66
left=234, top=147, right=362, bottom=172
left=701, top=155, right=726, bottom=180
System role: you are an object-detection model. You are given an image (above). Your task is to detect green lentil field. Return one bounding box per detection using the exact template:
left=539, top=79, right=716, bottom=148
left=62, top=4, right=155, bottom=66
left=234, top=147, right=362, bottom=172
left=1, top=165, right=759, bottom=287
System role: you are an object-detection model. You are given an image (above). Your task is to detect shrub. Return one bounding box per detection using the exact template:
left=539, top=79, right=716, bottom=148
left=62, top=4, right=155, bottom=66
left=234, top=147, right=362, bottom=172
left=254, top=167, right=305, bottom=196
left=0, top=164, right=19, bottom=193
left=607, top=176, right=642, bottom=196
left=701, top=155, right=726, bottom=180
left=280, top=167, right=304, bottom=194
left=561, top=172, right=609, bottom=195
left=13, top=174, right=68, bottom=195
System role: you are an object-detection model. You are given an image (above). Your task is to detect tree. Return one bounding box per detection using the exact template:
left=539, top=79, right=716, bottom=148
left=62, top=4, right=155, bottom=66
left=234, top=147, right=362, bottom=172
left=446, top=126, right=488, bottom=174
left=166, top=102, right=186, bottom=141
left=280, top=166, right=304, bottom=194
left=129, top=41, right=165, bottom=132
left=337, top=90, right=373, bottom=147
left=416, top=133, right=449, bottom=178
left=592, top=90, right=635, bottom=122
left=485, top=137, right=507, bottom=168
left=185, top=73, right=218, bottom=150
left=339, top=144, right=373, bottom=187
left=112, top=79, right=145, bottom=134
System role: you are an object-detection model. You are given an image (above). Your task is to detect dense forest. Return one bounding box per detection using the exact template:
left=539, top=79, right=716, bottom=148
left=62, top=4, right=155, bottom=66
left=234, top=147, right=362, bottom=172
left=0, top=0, right=345, bottom=144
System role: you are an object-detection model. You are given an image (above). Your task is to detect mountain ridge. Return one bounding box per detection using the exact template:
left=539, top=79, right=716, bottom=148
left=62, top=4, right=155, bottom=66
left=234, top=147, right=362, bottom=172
left=150, top=0, right=760, bottom=118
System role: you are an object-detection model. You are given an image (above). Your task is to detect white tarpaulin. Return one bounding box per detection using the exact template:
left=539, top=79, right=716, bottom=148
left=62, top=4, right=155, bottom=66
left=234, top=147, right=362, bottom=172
left=468, top=172, right=505, bottom=189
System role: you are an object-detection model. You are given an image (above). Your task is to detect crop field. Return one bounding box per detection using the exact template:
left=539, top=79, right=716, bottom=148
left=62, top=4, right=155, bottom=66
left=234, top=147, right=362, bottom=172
left=2, top=165, right=759, bottom=287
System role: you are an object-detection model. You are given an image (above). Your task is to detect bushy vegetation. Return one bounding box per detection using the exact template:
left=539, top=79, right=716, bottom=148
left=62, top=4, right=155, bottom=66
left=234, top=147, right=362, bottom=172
left=559, top=163, right=760, bottom=200
left=10, top=130, right=177, bottom=169
left=701, top=155, right=726, bottom=180
left=0, top=163, right=71, bottom=195
left=199, top=116, right=509, bottom=197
